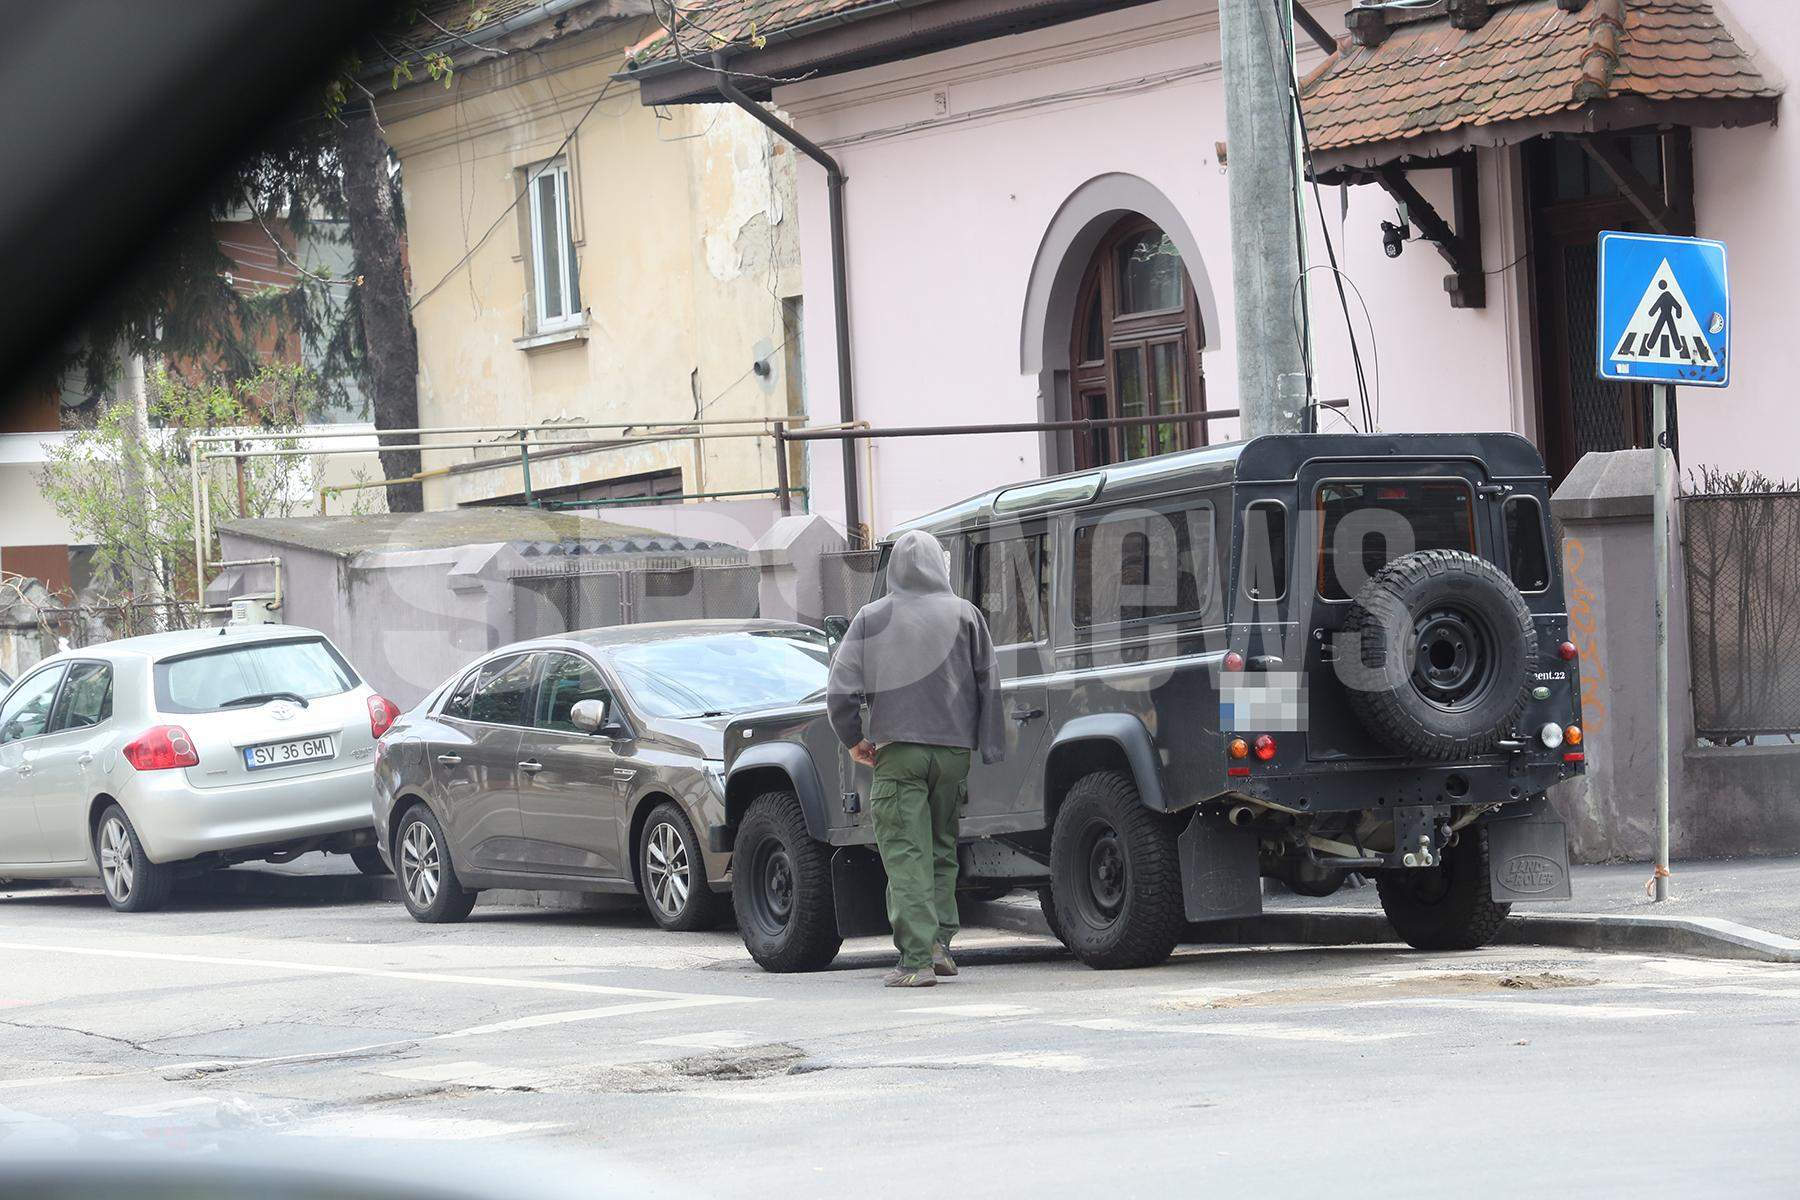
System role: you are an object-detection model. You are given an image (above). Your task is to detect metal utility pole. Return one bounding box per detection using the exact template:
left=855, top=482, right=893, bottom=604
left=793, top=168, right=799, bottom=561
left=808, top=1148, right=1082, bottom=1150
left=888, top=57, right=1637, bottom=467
left=1220, top=0, right=1310, bottom=437
left=1651, top=383, right=1673, bottom=900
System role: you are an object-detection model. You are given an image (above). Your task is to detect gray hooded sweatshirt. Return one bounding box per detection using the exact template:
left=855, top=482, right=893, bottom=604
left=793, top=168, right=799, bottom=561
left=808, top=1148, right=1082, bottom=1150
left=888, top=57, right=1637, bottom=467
left=827, top=529, right=1005, bottom=764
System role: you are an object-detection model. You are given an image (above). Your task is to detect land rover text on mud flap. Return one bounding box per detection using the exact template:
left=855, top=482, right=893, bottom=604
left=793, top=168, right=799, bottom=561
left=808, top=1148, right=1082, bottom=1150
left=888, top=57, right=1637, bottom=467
left=717, top=433, right=1584, bottom=972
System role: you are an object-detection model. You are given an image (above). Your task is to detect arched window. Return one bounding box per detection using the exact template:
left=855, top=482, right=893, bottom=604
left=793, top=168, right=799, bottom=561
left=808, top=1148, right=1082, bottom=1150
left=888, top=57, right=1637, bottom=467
left=1069, top=217, right=1206, bottom=468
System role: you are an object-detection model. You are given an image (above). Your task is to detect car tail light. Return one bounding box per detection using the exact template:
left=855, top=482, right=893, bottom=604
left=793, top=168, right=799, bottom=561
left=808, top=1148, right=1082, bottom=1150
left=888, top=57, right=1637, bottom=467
left=1227, top=766, right=1251, bottom=778
left=1223, top=651, right=1245, bottom=672
left=1563, top=751, right=1585, bottom=763
left=369, top=695, right=400, bottom=740
left=1228, top=737, right=1250, bottom=760
left=1559, top=641, right=1579, bottom=661
left=124, top=726, right=199, bottom=771
left=1253, top=734, right=1277, bottom=762
left=1565, top=725, right=1583, bottom=746
left=1539, top=723, right=1564, bottom=749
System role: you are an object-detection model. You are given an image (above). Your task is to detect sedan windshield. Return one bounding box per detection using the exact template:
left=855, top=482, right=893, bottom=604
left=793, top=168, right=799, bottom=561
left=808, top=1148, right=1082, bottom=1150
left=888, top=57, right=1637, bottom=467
left=155, top=638, right=359, bottom=714
left=610, top=630, right=830, bottom=719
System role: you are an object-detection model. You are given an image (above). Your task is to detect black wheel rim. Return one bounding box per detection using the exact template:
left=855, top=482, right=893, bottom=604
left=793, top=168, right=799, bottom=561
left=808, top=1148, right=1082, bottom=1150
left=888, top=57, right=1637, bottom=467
left=746, top=838, right=795, bottom=938
left=1071, top=818, right=1127, bottom=929
left=1410, top=604, right=1496, bottom=711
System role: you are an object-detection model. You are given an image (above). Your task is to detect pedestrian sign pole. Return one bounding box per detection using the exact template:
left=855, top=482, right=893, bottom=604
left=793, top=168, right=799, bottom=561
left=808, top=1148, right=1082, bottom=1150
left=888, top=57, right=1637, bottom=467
left=1597, top=232, right=1731, bottom=903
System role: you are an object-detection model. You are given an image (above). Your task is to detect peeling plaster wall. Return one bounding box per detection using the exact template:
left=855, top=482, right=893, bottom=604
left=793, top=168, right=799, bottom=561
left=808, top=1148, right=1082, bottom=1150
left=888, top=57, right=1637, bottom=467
left=378, top=22, right=799, bottom=511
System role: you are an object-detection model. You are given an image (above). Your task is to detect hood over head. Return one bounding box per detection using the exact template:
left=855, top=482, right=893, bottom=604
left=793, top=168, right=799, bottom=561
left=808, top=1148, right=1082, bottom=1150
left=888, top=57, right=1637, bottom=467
left=886, top=529, right=952, bottom=594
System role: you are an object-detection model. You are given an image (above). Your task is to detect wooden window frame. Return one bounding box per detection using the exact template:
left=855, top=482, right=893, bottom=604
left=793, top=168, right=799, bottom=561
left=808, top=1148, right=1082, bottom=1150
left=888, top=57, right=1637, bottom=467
left=1070, top=216, right=1206, bottom=470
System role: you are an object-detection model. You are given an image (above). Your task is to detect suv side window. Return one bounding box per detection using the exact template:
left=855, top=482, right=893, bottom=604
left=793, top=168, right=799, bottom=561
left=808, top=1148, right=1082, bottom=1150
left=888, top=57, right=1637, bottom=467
left=48, top=662, right=112, bottom=732
left=973, top=534, right=1048, bottom=646
left=534, top=653, right=611, bottom=732
left=0, top=666, right=66, bottom=744
left=1504, top=495, right=1551, bottom=592
left=1073, top=503, right=1216, bottom=628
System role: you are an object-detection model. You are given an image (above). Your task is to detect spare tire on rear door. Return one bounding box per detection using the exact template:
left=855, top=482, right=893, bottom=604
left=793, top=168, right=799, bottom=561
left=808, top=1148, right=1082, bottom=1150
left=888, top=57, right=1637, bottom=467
left=1340, top=549, right=1536, bottom=761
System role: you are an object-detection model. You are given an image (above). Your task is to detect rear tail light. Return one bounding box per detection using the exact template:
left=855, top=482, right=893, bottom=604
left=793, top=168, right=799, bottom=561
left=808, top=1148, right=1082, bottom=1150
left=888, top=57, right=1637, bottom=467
left=1539, top=723, right=1565, bottom=749
left=1563, top=751, right=1586, bottom=763
left=368, top=695, right=400, bottom=740
left=124, top=726, right=199, bottom=771
left=1565, top=725, right=1583, bottom=746
left=1228, top=737, right=1250, bottom=760
left=1253, top=734, right=1277, bottom=762
left=1223, top=651, right=1245, bottom=672
left=1559, top=641, right=1579, bottom=661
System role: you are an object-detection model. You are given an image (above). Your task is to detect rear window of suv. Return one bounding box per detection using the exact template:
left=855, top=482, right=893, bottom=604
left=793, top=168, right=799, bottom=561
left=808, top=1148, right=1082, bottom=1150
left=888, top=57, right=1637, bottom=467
left=154, top=638, right=358, bottom=714
left=1317, top=479, right=1476, bottom=601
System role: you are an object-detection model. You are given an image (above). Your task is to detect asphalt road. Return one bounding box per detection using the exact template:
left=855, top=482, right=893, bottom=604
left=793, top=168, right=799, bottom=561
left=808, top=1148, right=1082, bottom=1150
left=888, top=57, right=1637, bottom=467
left=3, top=881, right=1799, bottom=1198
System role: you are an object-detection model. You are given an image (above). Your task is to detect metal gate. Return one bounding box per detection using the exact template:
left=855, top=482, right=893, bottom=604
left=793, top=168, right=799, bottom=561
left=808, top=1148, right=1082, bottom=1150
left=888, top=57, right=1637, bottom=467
left=1683, top=491, right=1800, bottom=742
left=818, top=549, right=882, bottom=620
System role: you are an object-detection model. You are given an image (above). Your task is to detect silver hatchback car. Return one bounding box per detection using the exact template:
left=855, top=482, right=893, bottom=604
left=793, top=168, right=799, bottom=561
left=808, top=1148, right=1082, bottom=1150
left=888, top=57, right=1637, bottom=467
left=0, top=624, right=395, bottom=911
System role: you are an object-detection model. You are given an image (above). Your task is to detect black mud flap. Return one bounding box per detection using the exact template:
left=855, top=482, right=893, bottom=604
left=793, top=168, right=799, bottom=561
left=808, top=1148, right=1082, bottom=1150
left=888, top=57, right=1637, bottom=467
left=1484, top=796, right=1573, bottom=902
left=831, top=845, right=891, bottom=938
left=1178, top=811, right=1263, bottom=923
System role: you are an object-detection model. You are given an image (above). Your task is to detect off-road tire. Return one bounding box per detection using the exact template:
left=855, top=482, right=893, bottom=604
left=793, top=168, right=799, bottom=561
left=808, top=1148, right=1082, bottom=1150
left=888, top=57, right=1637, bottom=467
left=639, top=801, right=728, bottom=932
left=1376, top=825, right=1512, bottom=950
left=733, top=791, right=841, bottom=973
left=395, top=804, right=478, bottom=924
left=95, top=804, right=175, bottom=913
left=1038, top=886, right=1069, bottom=947
left=1342, top=549, right=1536, bottom=761
left=1049, top=771, right=1185, bottom=969
left=350, top=846, right=391, bottom=876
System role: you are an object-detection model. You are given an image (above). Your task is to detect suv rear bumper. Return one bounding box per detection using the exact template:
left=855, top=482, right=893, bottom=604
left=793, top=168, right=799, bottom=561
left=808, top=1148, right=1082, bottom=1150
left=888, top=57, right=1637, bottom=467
left=1229, top=756, right=1576, bottom=815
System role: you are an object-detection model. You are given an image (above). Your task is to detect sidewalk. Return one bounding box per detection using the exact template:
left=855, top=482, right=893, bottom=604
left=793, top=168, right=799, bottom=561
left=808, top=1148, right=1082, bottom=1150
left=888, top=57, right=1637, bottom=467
left=1273, top=856, right=1800, bottom=940
left=971, top=855, right=1800, bottom=963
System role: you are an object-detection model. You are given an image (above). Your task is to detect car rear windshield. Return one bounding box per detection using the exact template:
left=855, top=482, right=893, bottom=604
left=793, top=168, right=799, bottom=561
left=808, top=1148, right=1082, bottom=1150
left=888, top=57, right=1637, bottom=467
left=610, top=630, right=830, bottom=719
left=154, top=638, right=358, bottom=714
left=1317, top=479, right=1476, bottom=601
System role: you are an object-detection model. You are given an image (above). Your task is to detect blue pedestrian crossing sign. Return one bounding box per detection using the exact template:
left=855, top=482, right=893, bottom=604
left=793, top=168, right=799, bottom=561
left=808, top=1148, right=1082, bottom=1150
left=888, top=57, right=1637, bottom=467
left=1597, top=231, right=1730, bottom=387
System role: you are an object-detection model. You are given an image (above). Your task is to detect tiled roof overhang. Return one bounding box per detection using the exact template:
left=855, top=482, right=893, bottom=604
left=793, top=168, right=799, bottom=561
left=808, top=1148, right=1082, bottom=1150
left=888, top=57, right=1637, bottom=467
left=1298, top=0, right=1780, bottom=177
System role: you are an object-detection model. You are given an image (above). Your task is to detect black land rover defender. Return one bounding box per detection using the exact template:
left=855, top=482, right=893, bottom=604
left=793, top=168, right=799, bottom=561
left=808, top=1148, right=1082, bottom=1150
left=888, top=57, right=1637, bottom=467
left=719, top=433, right=1583, bottom=972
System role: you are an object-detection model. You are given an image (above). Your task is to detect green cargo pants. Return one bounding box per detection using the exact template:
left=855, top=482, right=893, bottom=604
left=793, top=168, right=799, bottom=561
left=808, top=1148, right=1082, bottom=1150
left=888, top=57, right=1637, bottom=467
left=868, top=742, right=971, bottom=970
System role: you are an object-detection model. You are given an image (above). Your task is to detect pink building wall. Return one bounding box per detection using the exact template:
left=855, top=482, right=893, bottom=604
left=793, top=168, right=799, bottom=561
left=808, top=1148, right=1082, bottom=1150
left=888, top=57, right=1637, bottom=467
left=773, top=0, right=1794, bottom=537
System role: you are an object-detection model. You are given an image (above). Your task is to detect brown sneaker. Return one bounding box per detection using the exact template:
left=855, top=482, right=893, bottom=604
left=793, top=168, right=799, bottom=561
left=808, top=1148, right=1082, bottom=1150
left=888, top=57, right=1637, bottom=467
left=882, top=963, right=937, bottom=988
left=932, top=943, right=958, bottom=977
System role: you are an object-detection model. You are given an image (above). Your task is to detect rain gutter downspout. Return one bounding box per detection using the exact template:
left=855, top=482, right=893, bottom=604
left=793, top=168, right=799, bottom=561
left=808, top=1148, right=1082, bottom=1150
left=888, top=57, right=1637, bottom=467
left=712, top=52, right=863, bottom=545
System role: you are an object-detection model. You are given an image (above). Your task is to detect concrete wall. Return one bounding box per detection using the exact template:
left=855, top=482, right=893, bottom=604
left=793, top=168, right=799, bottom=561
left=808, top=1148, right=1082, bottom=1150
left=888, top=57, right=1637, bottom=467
left=378, top=19, right=803, bottom=511
left=212, top=534, right=504, bottom=707
left=770, top=0, right=1798, bottom=536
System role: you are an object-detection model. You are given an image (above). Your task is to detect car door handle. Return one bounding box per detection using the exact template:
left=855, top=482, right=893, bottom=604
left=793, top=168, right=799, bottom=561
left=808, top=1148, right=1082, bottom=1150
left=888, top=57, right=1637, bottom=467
left=436, top=754, right=463, bottom=766
left=17, top=763, right=32, bottom=778
left=519, top=760, right=544, bottom=774
left=77, top=752, right=94, bottom=767
left=1009, top=707, right=1045, bottom=723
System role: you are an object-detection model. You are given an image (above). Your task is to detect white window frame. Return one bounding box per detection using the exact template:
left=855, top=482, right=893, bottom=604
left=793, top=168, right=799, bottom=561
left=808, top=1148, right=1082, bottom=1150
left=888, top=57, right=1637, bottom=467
left=527, top=158, right=582, bottom=333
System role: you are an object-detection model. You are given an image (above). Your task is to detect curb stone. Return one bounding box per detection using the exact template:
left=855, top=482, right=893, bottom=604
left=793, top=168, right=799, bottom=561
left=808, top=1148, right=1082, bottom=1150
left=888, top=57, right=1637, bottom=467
left=963, top=898, right=1800, bottom=964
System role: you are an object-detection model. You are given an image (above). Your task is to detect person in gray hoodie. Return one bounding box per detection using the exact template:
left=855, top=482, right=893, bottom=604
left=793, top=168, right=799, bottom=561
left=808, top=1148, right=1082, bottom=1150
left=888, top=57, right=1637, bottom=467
left=827, top=529, right=1004, bottom=987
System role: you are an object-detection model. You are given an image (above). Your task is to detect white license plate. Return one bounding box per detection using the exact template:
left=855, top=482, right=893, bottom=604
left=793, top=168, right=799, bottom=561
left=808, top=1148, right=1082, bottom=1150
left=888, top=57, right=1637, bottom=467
left=243, top=735, right=335, bottom=771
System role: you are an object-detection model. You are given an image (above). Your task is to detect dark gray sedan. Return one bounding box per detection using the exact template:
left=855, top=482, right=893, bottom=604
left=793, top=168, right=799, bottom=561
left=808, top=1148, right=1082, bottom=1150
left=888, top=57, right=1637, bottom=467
left=372, top=620, right=831, bottom=928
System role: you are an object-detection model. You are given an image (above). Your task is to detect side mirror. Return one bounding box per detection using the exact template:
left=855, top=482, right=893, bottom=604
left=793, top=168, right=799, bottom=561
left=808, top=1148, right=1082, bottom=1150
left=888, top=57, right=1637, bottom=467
left=570, top=697, right=609, bottom=734
left=823, top=614, right=850, bottom=644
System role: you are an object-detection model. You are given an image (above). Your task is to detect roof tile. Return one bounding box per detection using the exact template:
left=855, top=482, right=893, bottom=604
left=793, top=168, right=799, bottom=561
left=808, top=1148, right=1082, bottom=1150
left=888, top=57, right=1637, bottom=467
left=1299, top=0, right=1780, bottom=155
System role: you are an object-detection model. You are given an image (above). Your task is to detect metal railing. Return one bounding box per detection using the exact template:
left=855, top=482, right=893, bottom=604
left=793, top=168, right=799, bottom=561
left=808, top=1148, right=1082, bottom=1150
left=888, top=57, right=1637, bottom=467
left=1682, top=490, right=1800, bottom=742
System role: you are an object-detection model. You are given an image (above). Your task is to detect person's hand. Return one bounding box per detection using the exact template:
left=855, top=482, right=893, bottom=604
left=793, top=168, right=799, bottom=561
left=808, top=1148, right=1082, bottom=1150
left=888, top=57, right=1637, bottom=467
left=850, top=740, right=877, bottom=767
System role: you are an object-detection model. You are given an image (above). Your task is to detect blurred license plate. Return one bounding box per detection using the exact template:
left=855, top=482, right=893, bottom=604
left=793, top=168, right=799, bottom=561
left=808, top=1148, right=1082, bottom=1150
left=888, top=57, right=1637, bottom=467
left=244, top=736, right=334, bottom=770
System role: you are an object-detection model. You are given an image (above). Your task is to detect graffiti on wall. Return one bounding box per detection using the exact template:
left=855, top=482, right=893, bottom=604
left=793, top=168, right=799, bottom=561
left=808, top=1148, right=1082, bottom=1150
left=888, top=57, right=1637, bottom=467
left=1563, top=537, right=1606, bottom=732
